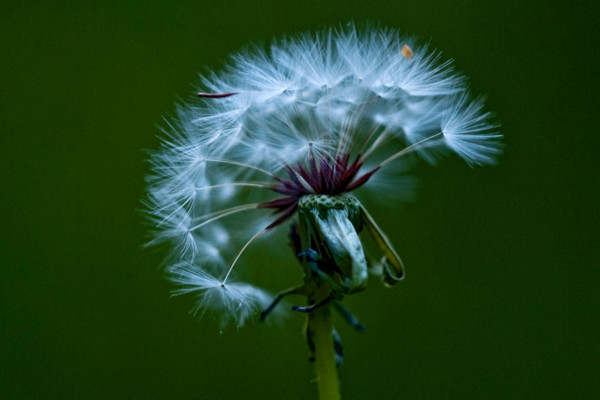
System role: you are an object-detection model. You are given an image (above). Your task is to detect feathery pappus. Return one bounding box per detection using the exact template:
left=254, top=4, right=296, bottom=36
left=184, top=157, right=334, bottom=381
left=145, top=24, right=502, bottom=328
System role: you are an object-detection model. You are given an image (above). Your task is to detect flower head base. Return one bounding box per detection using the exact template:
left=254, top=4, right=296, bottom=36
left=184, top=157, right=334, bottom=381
left=146, top=24, right=501, bottom=327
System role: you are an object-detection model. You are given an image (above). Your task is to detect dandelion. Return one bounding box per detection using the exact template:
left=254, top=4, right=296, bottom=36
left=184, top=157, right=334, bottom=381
left=146, top=24, right=501, bottom=399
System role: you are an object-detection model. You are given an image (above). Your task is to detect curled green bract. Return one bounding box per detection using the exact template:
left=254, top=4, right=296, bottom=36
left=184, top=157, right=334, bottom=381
left=297, top=194, right=404, bottom=301
left=298, top=194, right=367, bottom=295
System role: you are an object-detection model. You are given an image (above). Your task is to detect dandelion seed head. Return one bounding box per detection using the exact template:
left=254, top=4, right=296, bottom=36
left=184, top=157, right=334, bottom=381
left=146, top=23, right=502, bottom=326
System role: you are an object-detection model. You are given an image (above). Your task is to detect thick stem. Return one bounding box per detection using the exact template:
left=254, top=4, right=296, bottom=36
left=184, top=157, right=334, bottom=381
left=310, top=305, right=341, bottom=400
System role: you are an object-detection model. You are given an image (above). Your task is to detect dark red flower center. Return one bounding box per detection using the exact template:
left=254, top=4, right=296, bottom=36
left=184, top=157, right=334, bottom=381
left=259, top=153, right=379, bottom=229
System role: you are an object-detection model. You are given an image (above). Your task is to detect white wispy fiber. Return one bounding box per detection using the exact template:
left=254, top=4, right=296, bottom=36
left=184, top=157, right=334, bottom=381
left=167, top=263, right=273, bottom=328
left=145, top=24, right=502, bottom=327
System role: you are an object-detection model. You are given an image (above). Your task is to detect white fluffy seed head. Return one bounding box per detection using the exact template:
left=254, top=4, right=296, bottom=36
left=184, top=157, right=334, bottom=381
left=146, top=23, right=502, bottom=327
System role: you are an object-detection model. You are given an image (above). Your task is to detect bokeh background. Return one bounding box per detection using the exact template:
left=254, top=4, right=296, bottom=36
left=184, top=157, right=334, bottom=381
left=2, top=1, right=598, bottom=399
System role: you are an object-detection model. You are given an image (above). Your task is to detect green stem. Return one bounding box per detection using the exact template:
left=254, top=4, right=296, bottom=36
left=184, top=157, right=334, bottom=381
left=310, top=305, right=341, bottom=400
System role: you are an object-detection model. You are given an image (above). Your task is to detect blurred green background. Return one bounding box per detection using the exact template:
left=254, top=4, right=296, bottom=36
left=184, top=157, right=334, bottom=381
left=2, top=1, right=598, bottom=399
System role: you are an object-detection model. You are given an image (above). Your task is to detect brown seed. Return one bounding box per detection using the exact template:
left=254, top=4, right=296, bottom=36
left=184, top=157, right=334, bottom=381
left=401, top=45, right=413, bottom=60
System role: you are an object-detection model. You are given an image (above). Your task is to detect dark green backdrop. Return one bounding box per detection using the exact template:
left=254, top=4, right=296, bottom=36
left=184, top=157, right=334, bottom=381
left=2, top=1, right=598, bottom=399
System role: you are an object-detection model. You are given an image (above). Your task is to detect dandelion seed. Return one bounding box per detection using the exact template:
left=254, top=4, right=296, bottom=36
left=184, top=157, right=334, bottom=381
left=146, top=23, right=501, bottom=329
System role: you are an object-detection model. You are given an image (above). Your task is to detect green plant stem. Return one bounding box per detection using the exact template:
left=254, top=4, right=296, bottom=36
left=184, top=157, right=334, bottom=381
left=310, top=305, right=341, bottom=400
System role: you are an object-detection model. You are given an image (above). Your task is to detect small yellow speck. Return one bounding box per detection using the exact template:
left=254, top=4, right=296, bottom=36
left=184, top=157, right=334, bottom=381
left=401, top=45, right=413, bottom=60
